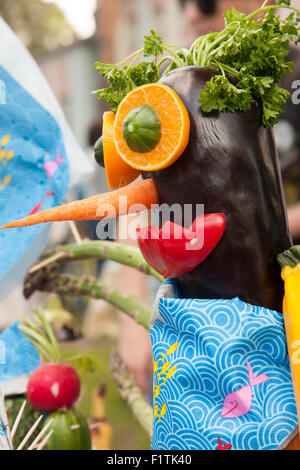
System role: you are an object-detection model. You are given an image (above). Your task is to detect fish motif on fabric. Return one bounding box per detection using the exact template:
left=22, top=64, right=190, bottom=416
left=157, top=361, right=170, bottom=382
left=217, top=437, right=232, bottom=450
left=153, top=341, right=178, bottom=420
left=28, top=190, right=55, bottom=216
left=158, top=403, right=167, bottom=422
left=221, top=360, right=269, bottom=418
left=153, top=359, right=160, bottom=374
left=153, top=404, right=159, bottom=418
left=154, top=385, right=161, bottom=401
left=163, top=365, right=177, bottom=385
left=0, top=134, right=14, bottom=190
left=44, top=147, right=64, bottom=178
left=161, top=342, right=179, bottom=362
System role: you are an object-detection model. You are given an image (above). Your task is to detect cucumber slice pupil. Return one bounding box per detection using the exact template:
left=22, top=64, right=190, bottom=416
left=123, top=104, right=161, bottom=154
left=94, top=135, right=104, bottom=167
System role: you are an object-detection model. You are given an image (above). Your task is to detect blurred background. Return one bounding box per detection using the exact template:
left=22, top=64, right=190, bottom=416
left=1, top=0, right=300, bottom=450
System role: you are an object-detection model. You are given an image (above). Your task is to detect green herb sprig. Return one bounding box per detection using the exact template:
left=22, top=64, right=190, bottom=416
left=20, top=310, right=100, bottom=374
left=94, top=1, right=300, bottom=127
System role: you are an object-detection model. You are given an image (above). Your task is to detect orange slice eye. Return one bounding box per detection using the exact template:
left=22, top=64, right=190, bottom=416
left=113, top=83, right=190, bottom=172
left=102, top=111, right=140, bottom=190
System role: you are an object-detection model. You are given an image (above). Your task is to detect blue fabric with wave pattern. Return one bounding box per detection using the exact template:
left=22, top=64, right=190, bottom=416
left=151, top=281, right=297, bottom=450
left=0, top=65, right=69, bottom=289
left=0, top=321, right=40, bottom=384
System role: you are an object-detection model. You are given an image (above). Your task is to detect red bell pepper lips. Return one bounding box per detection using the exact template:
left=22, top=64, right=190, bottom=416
left=136, top=213, right=226, bottom=279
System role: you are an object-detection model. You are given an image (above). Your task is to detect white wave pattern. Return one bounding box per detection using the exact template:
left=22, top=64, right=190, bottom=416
left=151, top=293, right=297, bottom=450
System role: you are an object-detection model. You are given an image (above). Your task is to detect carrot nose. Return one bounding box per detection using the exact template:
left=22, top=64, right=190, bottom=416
left=0, top=178, right=158, bottom=229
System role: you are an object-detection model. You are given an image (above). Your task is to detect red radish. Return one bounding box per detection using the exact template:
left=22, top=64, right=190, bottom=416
left=27, top=363, right=80, bottom=413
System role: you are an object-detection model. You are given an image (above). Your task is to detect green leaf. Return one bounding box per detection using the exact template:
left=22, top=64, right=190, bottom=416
left=93, top=65, right=135, bottom=112
left=129, top=61, right=160, bottom=86
left=199, top=75, right=252, bottom=114
left=67, top=354, right=100, bottom=374
left=224, top=7, right=246, bottom=26
left=143, top=30, right=163, bottom=57
left=261, top=86, right=291, bottom=126
left=94, top=3, right=300, bottom=124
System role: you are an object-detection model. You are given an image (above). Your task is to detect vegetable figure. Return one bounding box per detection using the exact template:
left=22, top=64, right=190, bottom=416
left=43, top=409, right=91, bottom=451
left=27, top=363, right=80, bottom=413
left=3, top=1, right=300, bottom=450
left=1, top=3, right=297, bottom=310
left=148, top=66, right=291, bottom=309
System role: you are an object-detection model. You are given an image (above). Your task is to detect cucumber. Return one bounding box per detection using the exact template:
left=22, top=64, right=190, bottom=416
left=122, top=104, right=161, bottom=153
left=44, top=408, right=91, bottom=450
left=94, top=135, right=104, bottom=167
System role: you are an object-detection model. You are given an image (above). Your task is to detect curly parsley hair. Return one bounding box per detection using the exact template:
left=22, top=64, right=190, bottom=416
left=94, top=1, right=300, bottom=127
left=179, top=0, right=217, bottom=15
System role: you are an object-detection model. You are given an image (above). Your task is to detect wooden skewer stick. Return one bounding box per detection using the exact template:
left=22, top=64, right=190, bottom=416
left=11, top=400, right=26, bottom=441
left=27, top=418, right=54, bottom=450
left=29, top=252, right=65, bottom=274
left=36, top=429, right=54, bottom=451
left=68, top=220, right=83, bottom=245
left=0, top=389, right=12, bottom=449
left=28, top=219, right=84, bottom=274
left=17, top=414, right=43, bottom=450
left=88, top=422, right=103, bottom=430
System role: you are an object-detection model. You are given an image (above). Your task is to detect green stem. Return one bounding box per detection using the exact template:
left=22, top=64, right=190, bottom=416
left=157, top=55, right=175, bottom=70
left=110, top=350, right=153, bottom=437
left=28, top=341, right=53, bottom=362
left=189, top=33, right=210, bottom=54
left=127, top=50, right=143, bottom=69
left=25, top=273, right=152, bottom=331
left=161, top=45, right=185, bottom=67
left=214, top=62, right=226, bottom=78
left=19, top=324, right=54, bottom=360
left=41, top=241, right=164, bottom=283
left=208, top=61, right=241, bottom=79
left=278, top=245, right=300, bottom=269
left=194, top=35, right=210, bottom=66
left=246, top=5, right=300, bottom=22
left=116, top=49, right=144, bottom=67
left=164, top=43, right=189, bottom=60
left=191, top=32, right=218, bottom=66
left=35, top=310, right=61, bottom=362
left=208, top=25, right=241, bottom=62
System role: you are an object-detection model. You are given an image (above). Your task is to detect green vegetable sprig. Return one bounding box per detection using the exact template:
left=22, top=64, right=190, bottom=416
left=94, top=30, right=187, bottom=112
left=20, top=310, right=100, bottom=374
left=94, top=0, right=300, bottom=127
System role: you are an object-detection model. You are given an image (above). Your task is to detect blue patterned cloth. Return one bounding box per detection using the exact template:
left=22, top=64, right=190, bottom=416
left=0, top=65, right=69, bottom=297
left=0, top=321, right=40, bottom=385
left=151, top=281, right=298, bottom=450
left=0, top=18, right=93, bottom=300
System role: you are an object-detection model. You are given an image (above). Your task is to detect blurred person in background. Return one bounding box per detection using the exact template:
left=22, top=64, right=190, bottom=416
left=180, top=0, right=300, bottom=242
